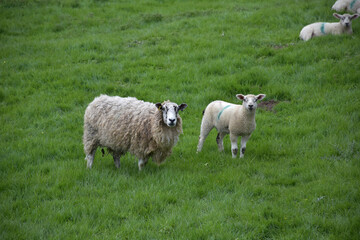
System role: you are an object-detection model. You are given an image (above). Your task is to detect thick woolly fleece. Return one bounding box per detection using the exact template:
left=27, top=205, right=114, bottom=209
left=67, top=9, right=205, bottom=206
left=332, top=0, right=360, bottom=13
left=83, top=95, right=183, bottom=165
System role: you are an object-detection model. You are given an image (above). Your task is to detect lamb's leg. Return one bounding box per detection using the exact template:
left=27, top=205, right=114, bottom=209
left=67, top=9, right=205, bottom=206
left=230, top=133, right=238, bottom=158
left=240, top=135, right=251, bottom=158
left=113, top=152, right=122, bottom=168
left=216, top=132, right=227, bottom=152
left=138, top=158, right=149, bottom=171
left=197, top=120, right=214, bottom=152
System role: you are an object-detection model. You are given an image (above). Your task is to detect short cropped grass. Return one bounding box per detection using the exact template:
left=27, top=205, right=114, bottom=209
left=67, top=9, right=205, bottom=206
left=1, top=0, right=360, bottom=239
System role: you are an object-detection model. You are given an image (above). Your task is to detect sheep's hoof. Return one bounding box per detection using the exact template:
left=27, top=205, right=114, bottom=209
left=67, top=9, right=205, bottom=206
left=138, top=159, right=146, bottom=171
left=86, top=156, right=93, bottom=169
left=114, top=162, right=120, bottom=169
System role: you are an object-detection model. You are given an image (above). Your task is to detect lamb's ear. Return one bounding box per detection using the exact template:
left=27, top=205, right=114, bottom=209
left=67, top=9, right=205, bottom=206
left=333, top=13, right=342, bottom=19
left=351, top=14, right=359, bottom=20
left=256, top=94, right=266, bottom=101
left=155, top=103, right=163, bottom=110
left=178, top=103, right=188, bottom=111
left=236, top=94, right=245, bottom=101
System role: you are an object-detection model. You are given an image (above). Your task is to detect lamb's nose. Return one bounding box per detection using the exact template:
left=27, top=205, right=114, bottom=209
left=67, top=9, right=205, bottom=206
left=169, top=119, right=175, bottom=123
left=248, top=105, right=253, bottom=109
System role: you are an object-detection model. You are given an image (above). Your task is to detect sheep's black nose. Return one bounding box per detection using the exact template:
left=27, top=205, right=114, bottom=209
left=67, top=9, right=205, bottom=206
left=169, top=119, right=175, bottom=123
left=248, top=105, right=254, bottom=109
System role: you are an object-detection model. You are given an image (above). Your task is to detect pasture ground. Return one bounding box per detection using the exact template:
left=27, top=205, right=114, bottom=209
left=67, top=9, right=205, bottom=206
left=1, top=0, right=360, bottom=239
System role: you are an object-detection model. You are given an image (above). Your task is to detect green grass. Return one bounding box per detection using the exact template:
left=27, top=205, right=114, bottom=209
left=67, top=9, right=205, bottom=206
left=1, top=0, right=360, bottom=239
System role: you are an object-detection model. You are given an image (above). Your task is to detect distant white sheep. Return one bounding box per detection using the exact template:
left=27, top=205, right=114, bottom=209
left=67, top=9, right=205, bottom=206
left=332, top=0, right=360, bottom=13
left=197, top=94, right=266, bottom=158
left=299, top=13, right=359, bottom=41
left=83, top=95, right=187, bottom=170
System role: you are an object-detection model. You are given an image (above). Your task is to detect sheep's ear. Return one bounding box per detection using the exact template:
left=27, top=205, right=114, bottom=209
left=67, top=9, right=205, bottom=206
left=256, top=94, right=266, bottom=101
left=351, top=14, right=359, bottom=20
left=236, top=94, right=245, bottom=101
left=333, top=13, right=342, bottom=19
left=155, top=103, right=163, bottom=110
left=178, top=103, right=188, bottom=111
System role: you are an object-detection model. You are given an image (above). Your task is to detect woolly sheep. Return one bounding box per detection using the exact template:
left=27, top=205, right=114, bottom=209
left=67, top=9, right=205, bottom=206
left=332, top=0, right=360, bottom=13
left=197, top=94, right=266, bottom=158
left=83, top=95, right=187, bottom=170
left=299, top=13, right=359, bottom=41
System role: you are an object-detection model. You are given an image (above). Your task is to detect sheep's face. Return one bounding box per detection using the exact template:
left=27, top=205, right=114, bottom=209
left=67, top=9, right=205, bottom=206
left=334, top=13, right=359, bottom=28
left=155, top=101, right=188, bottom=127
left=236, top=94, right=266, bottom=112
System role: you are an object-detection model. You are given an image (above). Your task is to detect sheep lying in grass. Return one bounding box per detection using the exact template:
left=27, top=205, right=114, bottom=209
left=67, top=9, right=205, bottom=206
left=83, top=95, right=187, bottom=170
left=299, top=13, right=359, bottom=41
left=332, top=0, right=360, bottom=13
left=197, top=94, right=266, bottom=158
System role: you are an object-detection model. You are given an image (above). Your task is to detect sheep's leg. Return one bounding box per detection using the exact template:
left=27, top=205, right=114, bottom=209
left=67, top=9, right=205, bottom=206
left=113, top=152, right=122, bottom=168
left=85, top=148, right=97, bottom=169
left=216, top=132, right=227, bottom=152
left=84, top=139, right=98, bottom=169
left=138, top=158, right=149, bottom=171
left=230, top=133, right=238, bottom=158
left=240, top=135, right=250, bottom=158
left=197, top=121, right=213, bottom=152
left=83, top=126, right=98, bottom=169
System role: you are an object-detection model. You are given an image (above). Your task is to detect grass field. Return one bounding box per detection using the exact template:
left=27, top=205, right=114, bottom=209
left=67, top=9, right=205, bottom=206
left=1, top=0, right=360, bottom=239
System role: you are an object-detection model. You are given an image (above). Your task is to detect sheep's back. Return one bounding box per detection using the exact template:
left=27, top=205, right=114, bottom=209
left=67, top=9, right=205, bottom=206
left=332, top=0, right=353, bottom=11
left=84, top=95, right=157, bottom=155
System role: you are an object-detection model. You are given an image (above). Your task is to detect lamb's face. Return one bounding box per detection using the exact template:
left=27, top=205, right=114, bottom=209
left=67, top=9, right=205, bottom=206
left=155, top=101, right=188, bottom=127
left=334, top=13, right=359, bottom=28
left=341, top=14, right=352, bottom=27
left=236, top=94, right=266, bottom=112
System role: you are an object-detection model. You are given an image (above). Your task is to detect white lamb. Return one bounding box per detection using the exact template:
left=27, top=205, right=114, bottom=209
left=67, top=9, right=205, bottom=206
left=299, top=13, right=359, bottom=41
left=83, top=95, right=187, bottom=170
left=197, top=94, right=266, bottom=158
left=332, top=0, right=360, bottom=13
